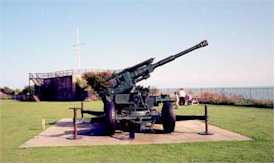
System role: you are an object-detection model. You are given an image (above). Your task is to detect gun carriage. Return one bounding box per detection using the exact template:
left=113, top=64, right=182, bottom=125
left=84, top=40, right=208, bottom=135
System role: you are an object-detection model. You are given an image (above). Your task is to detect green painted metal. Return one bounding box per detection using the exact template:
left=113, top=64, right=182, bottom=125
left=96, top=40, right=208, bottom=132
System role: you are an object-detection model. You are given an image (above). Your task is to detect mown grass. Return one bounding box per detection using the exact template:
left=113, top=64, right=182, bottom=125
left=0, top=100, right=273, bottom=162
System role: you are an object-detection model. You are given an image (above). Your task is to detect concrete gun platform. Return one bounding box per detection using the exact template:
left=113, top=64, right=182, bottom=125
left=20, top=118, right=251, bottom=148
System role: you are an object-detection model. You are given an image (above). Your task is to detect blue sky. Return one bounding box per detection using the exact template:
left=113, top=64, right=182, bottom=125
left=1, top=0, right=273, bottom=89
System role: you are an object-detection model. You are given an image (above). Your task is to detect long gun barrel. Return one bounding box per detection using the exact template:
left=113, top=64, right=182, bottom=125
left=105, top=40, right=208, bottom=92
left=152, top=40, right=208, bottom=69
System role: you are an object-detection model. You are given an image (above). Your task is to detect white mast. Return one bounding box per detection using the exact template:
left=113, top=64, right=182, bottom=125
left=72, top=27, right=84, bottom=70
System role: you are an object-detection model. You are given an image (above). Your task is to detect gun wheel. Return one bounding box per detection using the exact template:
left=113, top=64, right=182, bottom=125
left=104, top=101, right=116, bottom=135
left=161, top=101, right=176, bottom=133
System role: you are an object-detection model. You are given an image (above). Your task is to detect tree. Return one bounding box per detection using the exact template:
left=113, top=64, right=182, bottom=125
left=14, top=88, right=22, bottom=95
left=19, top=86, right=34, bottom=95
left=0, top=86, right=15, bottom=95
left=83, top=71, right=114, bottom=93
left=75, top=78, right=89, bottom=101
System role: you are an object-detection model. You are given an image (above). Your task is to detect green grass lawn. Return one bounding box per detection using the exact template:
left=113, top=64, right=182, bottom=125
left=0, top=100, right=273, bottom=162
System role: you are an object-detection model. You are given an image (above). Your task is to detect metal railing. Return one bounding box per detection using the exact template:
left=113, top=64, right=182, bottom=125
left=29, top=68, right=119, bottom=80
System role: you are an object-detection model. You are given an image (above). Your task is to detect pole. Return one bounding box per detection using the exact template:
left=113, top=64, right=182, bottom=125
left=41, top=119, right=46, bottom=130
left=28, top=75, right=31, bottom=100
left=205, top=104, right=208, bottom=134
left=73, top=108, right=77, bottom=139
left=81, top=101, right=84, bottom=119
left=198, top=104, right=213, bottom=135
left=67, top=107, right=81, bottom=140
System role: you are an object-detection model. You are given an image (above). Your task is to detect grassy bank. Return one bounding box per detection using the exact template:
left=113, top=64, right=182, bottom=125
left=0, top=100, right=273, bottom=162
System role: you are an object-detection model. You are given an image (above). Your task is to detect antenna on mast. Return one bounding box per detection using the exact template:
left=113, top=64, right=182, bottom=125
left=72, top=27, right=85, bottom=70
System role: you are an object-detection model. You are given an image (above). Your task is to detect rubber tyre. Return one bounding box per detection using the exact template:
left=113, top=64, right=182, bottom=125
left=104, top=101, right=116, bottom=135
left=161, top=101, right=176, bottom=133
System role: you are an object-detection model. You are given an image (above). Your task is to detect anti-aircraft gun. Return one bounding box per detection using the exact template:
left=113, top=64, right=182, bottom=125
left=87, top=40, right=208, bottom=135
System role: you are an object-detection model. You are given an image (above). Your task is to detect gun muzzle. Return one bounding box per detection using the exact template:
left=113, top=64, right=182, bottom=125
left=152, top=40, right=209, bottom=69
left=199, top=40, right=208, bottom=47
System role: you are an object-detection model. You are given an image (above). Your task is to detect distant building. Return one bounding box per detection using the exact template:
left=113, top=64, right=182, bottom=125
left=29, top=69, right=113, bottom=101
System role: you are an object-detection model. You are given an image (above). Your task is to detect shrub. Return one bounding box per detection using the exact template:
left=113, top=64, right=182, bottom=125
left=149, top=87, right=160, bottom=96
left=0, top=93, right=12, bottom=99
left=198, top=92, right=273, bottom=108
